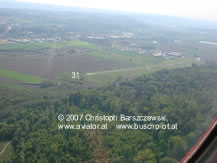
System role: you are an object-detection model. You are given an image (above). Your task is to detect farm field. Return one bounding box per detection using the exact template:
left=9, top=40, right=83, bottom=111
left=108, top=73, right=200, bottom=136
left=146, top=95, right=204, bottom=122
left=0, top=39, right=200, bottom=87
left=0, top=40, right=98, bottom=51
left=87, top=49, right=162, bottom=66
left=0, top=76, right=23, bottom=89
left=0, top=54, right=132, bottom=80
left=0, top=68, right=44, bottom=83
left=0, top=41, right=200, bottom=86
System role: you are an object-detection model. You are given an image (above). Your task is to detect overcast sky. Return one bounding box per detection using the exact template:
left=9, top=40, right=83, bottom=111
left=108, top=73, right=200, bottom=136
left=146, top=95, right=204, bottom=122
left=15, top=0, right=217, bottom=20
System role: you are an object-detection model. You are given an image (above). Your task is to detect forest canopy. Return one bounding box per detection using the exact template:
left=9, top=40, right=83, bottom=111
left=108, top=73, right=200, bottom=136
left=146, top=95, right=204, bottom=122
left=0, top=63, right=217, bottom=162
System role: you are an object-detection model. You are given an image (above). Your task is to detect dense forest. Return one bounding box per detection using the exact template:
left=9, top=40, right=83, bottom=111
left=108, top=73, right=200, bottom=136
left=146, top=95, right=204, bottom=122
left=1, top=63, right=217, bottom=162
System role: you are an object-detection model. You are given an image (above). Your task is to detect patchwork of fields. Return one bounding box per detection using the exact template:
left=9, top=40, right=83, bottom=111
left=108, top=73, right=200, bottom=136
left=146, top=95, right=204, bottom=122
left=0, top=68, right=44, bottom=83
left=0, top=40, right=199, bottom=87
left=0, top=40, right=98, bottom=51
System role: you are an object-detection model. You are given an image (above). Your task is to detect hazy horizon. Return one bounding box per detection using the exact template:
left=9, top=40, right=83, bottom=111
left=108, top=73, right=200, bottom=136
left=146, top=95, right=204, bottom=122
left=0, top=0, right=216, bottom=21
left=10, top=0, right=217, bottom=21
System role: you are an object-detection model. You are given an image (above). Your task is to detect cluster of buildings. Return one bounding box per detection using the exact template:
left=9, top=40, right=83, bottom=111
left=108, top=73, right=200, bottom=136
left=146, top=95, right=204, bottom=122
left=153, top=51, right=183, bottom=59
left=7, top=37, right=62, bottom=43
left=110, top=40, right=185, bottom=60
left=87, top=32, right=135, bottom=40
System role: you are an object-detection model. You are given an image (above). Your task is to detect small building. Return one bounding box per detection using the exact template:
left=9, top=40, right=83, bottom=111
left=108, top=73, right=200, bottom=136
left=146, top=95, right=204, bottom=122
left=167, top=52, right=182, bottom=57
left=153, top=51, right=162, bottom=57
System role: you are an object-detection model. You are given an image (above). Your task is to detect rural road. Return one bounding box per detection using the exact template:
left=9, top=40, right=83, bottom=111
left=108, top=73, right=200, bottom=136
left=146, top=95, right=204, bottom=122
left=0, top=142, right=10, bottom=157
left=86, top=63, right=182, bottom=76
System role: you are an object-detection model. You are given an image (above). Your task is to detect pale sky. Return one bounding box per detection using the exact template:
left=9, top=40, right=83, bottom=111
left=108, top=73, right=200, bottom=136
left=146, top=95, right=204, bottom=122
left=16, top=0, right=217, bottom=20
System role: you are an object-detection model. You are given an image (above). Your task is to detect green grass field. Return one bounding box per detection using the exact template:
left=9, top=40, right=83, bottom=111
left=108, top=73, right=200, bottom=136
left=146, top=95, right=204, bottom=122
left=88, top=49, right=162, bottom=66
left=64, top=40, right=98, bottom=49
left=0, top=83, right=23, bottom=89
left=83, top=58, right=199, bottom=86
left=0, top=40, right=98, bottom=51
left=0, top=68, right=45, bottom=83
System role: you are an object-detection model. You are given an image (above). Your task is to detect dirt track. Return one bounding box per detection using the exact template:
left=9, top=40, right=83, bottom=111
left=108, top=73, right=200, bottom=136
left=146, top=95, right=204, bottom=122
left=0, top=142, right=10, bottom=156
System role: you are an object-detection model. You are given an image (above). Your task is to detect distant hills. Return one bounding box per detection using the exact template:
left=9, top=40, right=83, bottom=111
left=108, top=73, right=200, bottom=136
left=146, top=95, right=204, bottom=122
left=1, top=0, right=217, bottom=30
